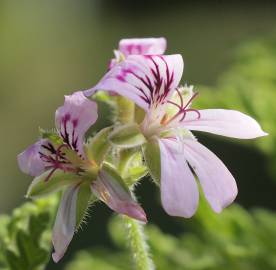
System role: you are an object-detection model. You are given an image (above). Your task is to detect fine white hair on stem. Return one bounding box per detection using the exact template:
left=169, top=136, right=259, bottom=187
left=122, top=191, right=155, bottom=270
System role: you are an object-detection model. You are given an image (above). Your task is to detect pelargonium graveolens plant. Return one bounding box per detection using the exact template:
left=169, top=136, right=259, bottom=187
left=18, top=37, right=267, bottom=267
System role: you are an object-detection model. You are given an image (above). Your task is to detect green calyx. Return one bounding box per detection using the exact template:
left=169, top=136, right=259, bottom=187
left=85, top=127, right=113, bottom=166
left=142, top=141, right=161, bottom=186
left=118, top=149, right=148, bottom=186
left=39, top=128, right=63, bottom=146
left=76, top=182, right=97, bottom=229
left=101, top=162, right=130, bottom=193
left=108, top=123, right=147, bottom=149
left=26, top=170, right=81, bottom=199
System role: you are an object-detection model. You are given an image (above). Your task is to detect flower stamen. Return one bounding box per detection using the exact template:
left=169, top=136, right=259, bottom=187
left=39, top=143, right=75, bottom=182
left=164, top=92, right=200, bottom=125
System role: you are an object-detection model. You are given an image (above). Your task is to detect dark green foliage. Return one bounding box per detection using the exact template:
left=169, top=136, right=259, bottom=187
left=0, top=197, right=57, bottom=270
left=65, top=202, right=276, bottom=270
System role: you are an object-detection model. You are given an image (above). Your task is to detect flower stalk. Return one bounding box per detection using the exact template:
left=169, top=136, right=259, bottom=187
left=123, top=212, right=155, bottom=270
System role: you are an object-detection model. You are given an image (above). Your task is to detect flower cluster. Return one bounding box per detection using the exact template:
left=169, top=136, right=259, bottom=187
left=18, top=37, right=267, bottom=262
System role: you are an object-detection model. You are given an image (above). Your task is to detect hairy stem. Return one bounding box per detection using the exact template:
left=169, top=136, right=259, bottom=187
left=123, top=210, right=155, bottom=270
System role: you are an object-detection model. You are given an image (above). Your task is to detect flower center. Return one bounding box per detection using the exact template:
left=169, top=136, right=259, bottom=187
left=140, top=89, right=200, bottom=140
left=164, top=90, right=201, bottom=125
left=39, top=142, right=84, bottom=182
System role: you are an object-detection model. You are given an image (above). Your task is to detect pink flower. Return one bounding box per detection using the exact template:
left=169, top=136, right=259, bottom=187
left=17, top=91, right=146, bottom=263
left=109, top=37, right=166, bottom=69
left=18, top=91, right=98, bottom=179
left=119, top=37, right=166, bottom=56
left=85, top=54, right=267, bottom=218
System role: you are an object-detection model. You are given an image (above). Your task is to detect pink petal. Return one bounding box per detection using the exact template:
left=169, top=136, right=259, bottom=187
left=52, top=184, right=79, bottom=263
left=158, top=138, right=199, bottom=218
left=85, top=54, right=183, bottom=111
left=17, top=140, right=47, bottom=176
left=91, top=170, right=147, bottom=223
left=119, top=37, right=167, bottom=56
left=181, top=109, right=268, bottom=139
left=55, top=91, right=98, bottom=156
left=184, top=139, right=238, bottom=213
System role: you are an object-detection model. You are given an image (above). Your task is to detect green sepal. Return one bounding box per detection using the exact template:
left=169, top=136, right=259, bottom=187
left=85, top=127, right=112, bottom=165
left=118, top=150, right=148, bottom=186
left=39, top=128, right=63, bottom=146
left=26, top=170, right=80, bottom=199
left=108, top=124, right=146, bottom=149
left=62, top=147, right=86, bottom=167
left=142, top=141, right=161, bottom=185
left=134, top=105, right=146, bottom=124
left=101, top=162, right=129, bottom=193
left=76, top=182, right=97, bottom=228
left=118, top=149, right=138, bottom=177
left=125, top=166, right=148, bottom=186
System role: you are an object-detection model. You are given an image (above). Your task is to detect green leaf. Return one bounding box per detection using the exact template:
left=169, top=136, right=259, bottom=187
left=85, top=127, right=112, bottom=165
left=66, top=204, right=276, bottom=270
left=108, top=124, right=146, bottom=149
left=0, top=196, right=57, bottom=270
left=142, top=141, right=161, bottom=185
left=27, top=170, right=80, bottom=199
left=29, top=212, right=51, bottom=241
left=5, top=249, right=22, bottom=270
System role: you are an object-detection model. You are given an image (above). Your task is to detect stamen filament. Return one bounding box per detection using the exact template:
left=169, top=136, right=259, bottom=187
left=164, top=92, right=200, bottom=125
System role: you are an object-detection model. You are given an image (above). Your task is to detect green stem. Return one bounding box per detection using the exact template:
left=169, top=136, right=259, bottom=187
left=123, top=208, right=155, bottom=270
left=116, top=94, right=154, bottom=269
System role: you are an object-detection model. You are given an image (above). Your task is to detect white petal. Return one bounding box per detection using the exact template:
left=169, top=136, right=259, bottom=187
left=181, top=109, right=268, bottom=139
left=52, top=184, right=79, bottom=263
left=159, top=139, right=199, bottom=218
left=184, top=139, right=238, bottom=213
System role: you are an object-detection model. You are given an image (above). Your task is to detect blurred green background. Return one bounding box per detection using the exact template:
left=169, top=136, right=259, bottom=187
left=1, top=1, right=276, bottom=269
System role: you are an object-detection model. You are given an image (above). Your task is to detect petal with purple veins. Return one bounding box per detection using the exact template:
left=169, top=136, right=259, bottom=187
left=183, top=139, right=238, bottom=213
left=85, top=54, right=183, bottom=112
left=158, top=138, right=199, bottom=218
left=55, top=91, right=98, bottom=156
